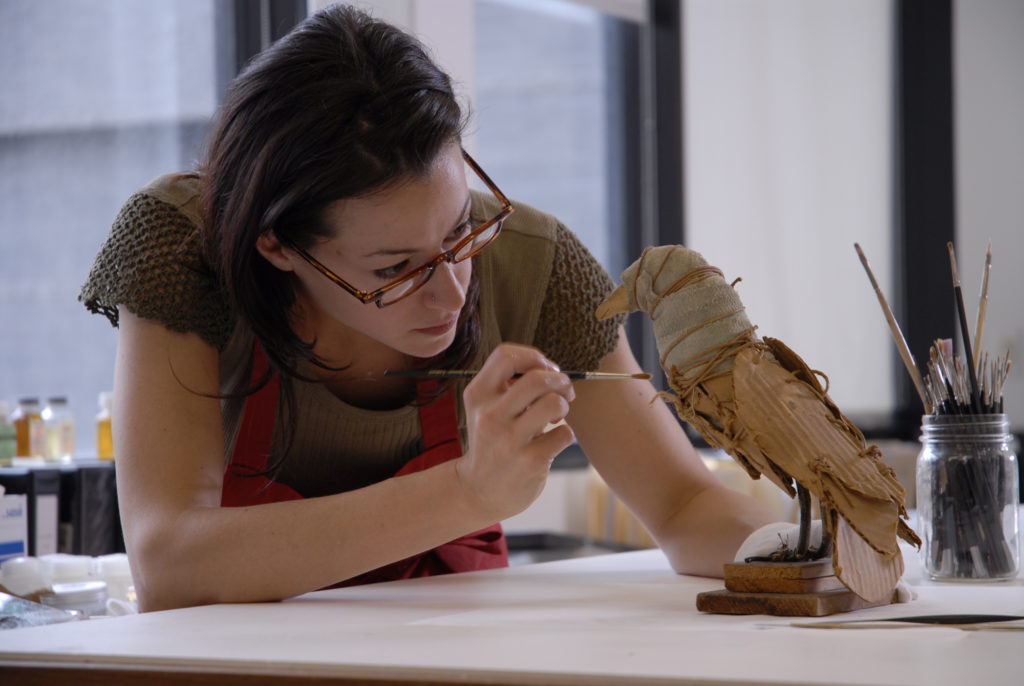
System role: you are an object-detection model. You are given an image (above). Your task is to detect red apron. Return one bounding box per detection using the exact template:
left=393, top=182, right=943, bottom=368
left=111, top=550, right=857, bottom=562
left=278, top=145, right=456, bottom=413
left=220, top=345, right=508, bottom=586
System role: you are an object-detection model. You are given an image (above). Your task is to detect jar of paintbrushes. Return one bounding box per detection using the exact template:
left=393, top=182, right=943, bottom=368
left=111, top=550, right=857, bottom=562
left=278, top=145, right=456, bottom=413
left=856, top=240, right=1018, bottom=581
left=916, top=412, right=1018, bottom=581
left=914, top=243, right=1018, bottom=580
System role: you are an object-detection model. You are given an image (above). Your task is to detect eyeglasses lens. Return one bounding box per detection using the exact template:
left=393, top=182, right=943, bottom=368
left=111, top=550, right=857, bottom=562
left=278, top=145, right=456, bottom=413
left=377, top=220, right=503, bottom=307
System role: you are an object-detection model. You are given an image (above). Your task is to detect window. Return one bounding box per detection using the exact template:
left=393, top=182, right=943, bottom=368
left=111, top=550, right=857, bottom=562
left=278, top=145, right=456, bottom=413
left=475, top=0, right=626, bottom=272
left=2, top=0, right=229, bottom=454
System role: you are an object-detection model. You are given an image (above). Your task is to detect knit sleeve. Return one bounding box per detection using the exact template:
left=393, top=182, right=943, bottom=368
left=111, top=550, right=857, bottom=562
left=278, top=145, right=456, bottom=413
left=78, top=190, right=235, bottom=350
left=533, top=223, right=626, bottom=371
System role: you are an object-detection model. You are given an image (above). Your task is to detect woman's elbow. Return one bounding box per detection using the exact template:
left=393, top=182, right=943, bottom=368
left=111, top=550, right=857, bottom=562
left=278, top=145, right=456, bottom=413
left=124, top=513, right=221, bottom=612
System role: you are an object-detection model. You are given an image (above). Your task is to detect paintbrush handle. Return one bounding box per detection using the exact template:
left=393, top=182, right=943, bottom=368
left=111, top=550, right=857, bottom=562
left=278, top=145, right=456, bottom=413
left=973, top=241, right=992, bottom=371
left=947, top=242, right=982, bottom=411
left=384, top=369, right=650, bottom=381
left=855, top=243, right=933, bottom=413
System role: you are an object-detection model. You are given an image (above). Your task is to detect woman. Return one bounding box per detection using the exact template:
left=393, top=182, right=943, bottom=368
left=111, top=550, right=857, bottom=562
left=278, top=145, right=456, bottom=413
left=80, top=3, right=777, bottom=612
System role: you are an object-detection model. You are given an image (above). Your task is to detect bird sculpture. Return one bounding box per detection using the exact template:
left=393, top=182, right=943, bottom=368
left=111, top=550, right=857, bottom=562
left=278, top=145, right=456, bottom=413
left=596, top=245, right=920, bottom=603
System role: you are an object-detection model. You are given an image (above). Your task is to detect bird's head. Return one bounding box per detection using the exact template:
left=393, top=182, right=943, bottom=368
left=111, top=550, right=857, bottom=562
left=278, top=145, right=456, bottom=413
left=596, top=245, right=709, bottom=321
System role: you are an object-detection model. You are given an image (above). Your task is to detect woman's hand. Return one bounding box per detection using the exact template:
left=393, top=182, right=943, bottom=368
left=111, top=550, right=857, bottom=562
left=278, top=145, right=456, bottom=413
left=456, top=344, right=576, bottom=521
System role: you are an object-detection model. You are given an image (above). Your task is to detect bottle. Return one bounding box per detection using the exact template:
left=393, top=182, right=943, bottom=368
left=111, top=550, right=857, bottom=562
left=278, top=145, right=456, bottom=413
left=42, top=397, right=75, bottom=463
left=916, top=413, right=1019, bottom=581
left=0, top=401, right=16, bottom=464
left=95, top=553, right=135, bottom=604
left=96, top=391, right=114, bottom=461
left=11, top=398, right=44, bottom=459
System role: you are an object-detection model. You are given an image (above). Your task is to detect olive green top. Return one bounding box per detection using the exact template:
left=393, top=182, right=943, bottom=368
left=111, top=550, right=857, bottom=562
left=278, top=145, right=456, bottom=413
left=80, top=173, right=624, bottom=496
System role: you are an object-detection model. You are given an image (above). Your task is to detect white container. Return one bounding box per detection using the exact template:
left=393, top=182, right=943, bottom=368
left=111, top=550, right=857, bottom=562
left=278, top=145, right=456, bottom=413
left=39, top=580, right=108, bottom=617
left=40, top=553, right=92, bottom=585
left=0, top=555, right=47, bottom=597
left=95, top=553, right=135, bottom=602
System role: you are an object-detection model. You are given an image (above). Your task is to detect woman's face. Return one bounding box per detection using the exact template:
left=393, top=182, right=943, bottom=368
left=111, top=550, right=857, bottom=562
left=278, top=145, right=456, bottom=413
left=287, top=143, right=473, bottom=363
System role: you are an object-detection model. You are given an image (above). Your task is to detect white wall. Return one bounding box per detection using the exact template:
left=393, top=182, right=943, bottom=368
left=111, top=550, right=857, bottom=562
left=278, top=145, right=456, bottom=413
left=683, top=0, right=895, bottom=418
left=954, top=0, right=1024, bottom=429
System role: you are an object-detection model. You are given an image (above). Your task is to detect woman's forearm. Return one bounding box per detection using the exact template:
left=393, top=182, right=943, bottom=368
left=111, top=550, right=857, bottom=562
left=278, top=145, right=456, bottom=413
left=653, top=483, right=778, bottom=578
left=129, top=459, right=489, bottom=611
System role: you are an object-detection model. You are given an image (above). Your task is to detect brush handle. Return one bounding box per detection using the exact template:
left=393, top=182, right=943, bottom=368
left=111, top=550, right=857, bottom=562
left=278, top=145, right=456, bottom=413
left=384, top=369, right=650, bottom=381
left=947, top=242, right=982, bottom=411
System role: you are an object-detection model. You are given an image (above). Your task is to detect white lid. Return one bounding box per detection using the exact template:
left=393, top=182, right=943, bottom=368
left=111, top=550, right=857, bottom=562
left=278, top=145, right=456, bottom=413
left=98, top=391, right=113, bottom=411
left=50, top=580, right=108, bottom=600
left=40, top=580, right=108, bottom=610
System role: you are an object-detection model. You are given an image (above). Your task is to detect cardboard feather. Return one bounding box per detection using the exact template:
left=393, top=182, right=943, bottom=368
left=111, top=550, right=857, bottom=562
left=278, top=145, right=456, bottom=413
left=597, top=245, right=920, bottom=603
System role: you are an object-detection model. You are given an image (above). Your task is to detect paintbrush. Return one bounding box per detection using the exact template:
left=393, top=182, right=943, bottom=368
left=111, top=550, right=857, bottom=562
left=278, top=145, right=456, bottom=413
left=855, top=243, right=933, bottom=413
left=947, top=242, right=981, bottom=412
left=973, top=240, right=992, bottom=372
left=384, top=369, right=651, bottom=381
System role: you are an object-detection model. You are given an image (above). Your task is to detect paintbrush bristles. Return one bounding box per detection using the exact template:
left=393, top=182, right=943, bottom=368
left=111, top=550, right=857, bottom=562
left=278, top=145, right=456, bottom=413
left=946, top=241, right=962, bottom=287
left=926, top=340, right=1011, bottom=415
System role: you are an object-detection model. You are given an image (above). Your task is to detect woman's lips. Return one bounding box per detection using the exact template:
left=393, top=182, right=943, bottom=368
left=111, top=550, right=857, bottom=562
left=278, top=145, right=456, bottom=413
left=415, top=317, right=457, bottom=336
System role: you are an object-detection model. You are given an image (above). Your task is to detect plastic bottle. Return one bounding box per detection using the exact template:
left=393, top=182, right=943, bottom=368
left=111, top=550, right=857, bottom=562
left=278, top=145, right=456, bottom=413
left=11, top=398, right=44, bottom=459
left=42, top=397, right=75, bottom=463
left=0, top=401, right=16, bottom=463
left=96, top=391, right=114, bottom=461
left=95, top=553, right=135, bottom=603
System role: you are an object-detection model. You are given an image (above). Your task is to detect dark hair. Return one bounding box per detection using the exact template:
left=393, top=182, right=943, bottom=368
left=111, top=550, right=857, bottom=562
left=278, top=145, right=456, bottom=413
left=200, top=3, right=480, bottom=383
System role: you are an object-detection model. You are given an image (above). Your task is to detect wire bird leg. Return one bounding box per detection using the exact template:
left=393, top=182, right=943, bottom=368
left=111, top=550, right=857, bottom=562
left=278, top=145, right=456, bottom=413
left=745, top=484, right=830, bottom=563
left=816, top=497, right=832, bottom=558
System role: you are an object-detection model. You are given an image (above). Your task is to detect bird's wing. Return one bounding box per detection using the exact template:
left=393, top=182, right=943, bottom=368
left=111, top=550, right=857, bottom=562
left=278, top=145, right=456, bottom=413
left=831, top=510, right=904, bottom=604
left=759, top=338, right=910, bottom=520
left=732, top=344, right=907, bottom=600
left=666, top=370, right=796, bottom=495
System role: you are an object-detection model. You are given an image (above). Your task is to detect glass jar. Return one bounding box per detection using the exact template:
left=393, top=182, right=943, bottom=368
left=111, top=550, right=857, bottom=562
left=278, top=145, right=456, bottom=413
left=41, top=396, right=75, bottom=462
left=11, top=397, right=44, bottom=459
left=96, top=391, right=114, bottom=461
left=916, top=413, right=1019, bottom=581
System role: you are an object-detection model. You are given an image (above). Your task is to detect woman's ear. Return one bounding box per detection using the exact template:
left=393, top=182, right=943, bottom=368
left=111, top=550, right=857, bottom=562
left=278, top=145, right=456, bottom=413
left=256, top=232, right=297, bottom=272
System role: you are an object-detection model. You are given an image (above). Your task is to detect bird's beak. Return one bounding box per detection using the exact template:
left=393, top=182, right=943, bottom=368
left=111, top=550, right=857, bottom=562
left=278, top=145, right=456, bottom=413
left=595, top=284, right=630, bottom=320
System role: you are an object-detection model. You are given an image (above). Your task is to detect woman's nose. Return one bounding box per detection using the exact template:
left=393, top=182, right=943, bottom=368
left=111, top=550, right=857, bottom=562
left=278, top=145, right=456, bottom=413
left=422, top=259, right=466, bottom=309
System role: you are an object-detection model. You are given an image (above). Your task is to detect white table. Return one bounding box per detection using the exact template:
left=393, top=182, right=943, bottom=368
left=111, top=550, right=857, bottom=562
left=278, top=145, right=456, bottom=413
left=1, top=545, right=1021, bottom=685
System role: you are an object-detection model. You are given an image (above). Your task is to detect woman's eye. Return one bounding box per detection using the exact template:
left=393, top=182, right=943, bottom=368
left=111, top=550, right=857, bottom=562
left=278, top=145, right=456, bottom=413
left=443, top=219, right=474, bottom=247
left=374, top=260, right=409, bottom=280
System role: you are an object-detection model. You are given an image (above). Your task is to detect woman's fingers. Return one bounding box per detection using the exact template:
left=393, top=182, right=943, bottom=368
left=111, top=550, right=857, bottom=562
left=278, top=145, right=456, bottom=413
left=469, top=344, right=560, bottom=391
left=457, top=344, right=578, bottom=520
left=468, top=350, right=574, bottom=439
left=515, top=389, right=572, bottom=438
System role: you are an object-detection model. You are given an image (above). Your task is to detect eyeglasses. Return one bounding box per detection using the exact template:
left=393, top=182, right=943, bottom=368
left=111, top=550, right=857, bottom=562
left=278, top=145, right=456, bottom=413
left=285, top=150, right=514, bottom=308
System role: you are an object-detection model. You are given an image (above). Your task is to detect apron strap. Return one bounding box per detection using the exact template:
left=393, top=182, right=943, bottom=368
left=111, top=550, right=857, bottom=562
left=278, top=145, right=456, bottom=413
left=220, top=344, right=302, bottom=506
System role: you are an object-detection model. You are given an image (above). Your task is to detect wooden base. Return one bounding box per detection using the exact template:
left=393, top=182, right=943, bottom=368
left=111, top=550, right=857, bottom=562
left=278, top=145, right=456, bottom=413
left=696, top=559, right=895, bottom=617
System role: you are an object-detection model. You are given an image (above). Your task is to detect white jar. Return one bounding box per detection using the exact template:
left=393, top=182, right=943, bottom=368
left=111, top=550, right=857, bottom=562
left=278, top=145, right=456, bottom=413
left=95, top=553, right=135, bottom=602
left=39, top=580, right=109, bottom=617
left=40, top=553, right=93, bottom=585
left=0, top=556, right=47, bottom=597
